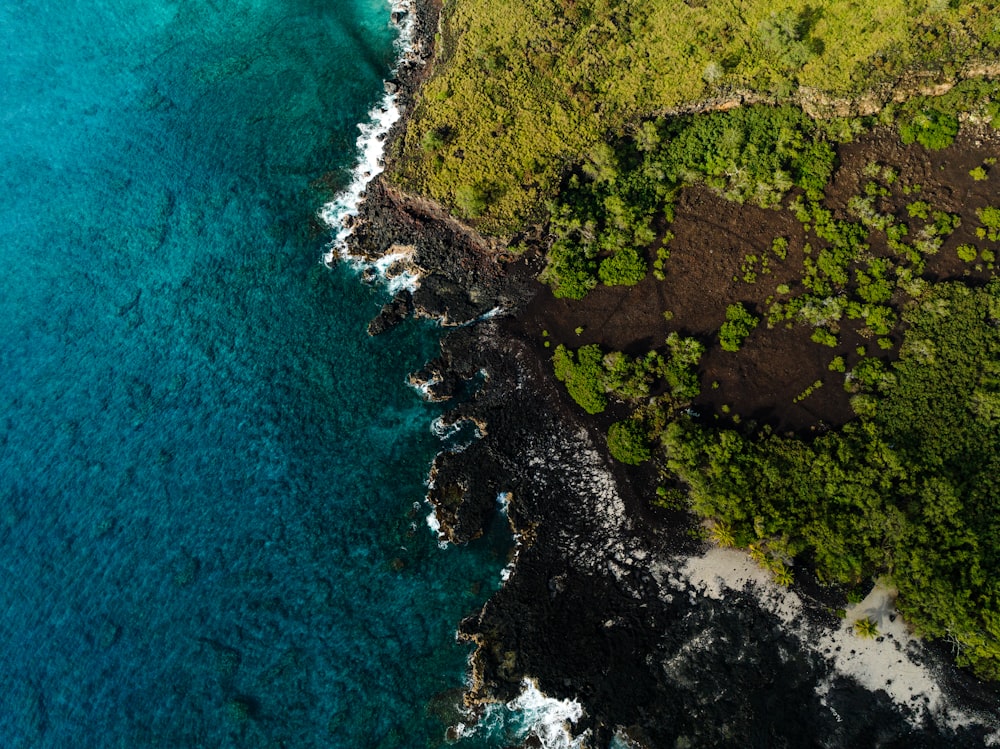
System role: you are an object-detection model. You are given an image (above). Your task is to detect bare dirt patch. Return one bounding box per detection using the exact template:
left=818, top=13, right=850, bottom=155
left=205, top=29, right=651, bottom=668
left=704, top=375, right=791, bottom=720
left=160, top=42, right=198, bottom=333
left=510, top=125, right=1000, bottom=434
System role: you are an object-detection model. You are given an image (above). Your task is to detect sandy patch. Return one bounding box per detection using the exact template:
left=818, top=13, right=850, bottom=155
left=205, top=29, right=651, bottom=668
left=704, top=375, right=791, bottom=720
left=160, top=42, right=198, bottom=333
left=669, top=547, right=1000, bottom=739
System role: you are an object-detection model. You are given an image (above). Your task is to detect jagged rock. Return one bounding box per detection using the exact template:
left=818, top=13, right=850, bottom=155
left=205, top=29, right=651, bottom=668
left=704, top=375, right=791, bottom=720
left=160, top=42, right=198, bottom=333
left=384, top=79, right=400, bottom=95
left=366, top=289, right=413, bottom=336
left=426, top=442, right=503, bottom=544
left=408, top=363, right=464, bottom=401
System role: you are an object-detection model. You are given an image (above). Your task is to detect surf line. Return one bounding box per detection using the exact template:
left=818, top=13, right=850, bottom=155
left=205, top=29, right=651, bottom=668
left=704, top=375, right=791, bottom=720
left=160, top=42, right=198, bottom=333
left=320, top=0, right=418, bottom=273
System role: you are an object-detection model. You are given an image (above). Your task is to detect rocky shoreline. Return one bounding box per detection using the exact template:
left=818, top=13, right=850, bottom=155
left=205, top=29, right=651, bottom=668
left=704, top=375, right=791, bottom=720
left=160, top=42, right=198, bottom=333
left=348, top=178, right=999, bottom=747
left=337, top=1, right=1000, bottom=746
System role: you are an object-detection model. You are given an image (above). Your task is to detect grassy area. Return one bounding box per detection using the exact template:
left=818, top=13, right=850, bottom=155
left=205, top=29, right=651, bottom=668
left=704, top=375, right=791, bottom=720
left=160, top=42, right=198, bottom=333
left=390, top=0, right=1000, bottom=232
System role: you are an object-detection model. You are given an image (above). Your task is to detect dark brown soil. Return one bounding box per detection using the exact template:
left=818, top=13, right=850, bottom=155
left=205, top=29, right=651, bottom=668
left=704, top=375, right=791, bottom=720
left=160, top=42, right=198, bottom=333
left=510, top=125, right=1000, bottom=434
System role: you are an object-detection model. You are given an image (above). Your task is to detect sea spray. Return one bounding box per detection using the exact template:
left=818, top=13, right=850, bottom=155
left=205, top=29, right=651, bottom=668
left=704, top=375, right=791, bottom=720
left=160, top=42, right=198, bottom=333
left=452, top=679, right=589, bottom=748
left=320, top=0, right=420, bottom=289
left=496, top=492, right=521, bottom=583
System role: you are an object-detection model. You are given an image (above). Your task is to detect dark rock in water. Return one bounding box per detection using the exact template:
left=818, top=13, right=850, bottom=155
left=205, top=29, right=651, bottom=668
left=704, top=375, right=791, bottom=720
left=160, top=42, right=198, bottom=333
left=426, top=442, right=503, bottom=544
left=390, top=10, right=407, bottom=25
left=384, top=79, right=400, bottom=95
left=414, top=275, right=484, bottom=326
left=344, top=178, right=533, bottom=326
left=367, top=289, right=413, bottom=336
left=409, top=360, right=464, bottom=401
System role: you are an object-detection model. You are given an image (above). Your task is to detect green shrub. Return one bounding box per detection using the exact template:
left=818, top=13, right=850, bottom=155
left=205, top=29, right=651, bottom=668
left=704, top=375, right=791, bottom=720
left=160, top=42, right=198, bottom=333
left=957, top=244, right=978, bottom=262
left=719, top=303, right=759, bottom=352
left=811, top=328, right=838, bottom=347
left=898, top=109, right=960, bottom=150
left=598, top=247, right=647, bottom=286
left=756, top=9, right=819, bottom=69
left=552, top=344, right=608, bottom=414
left=853, top=617, right=879, bottom=638
left=977, top=206, right=1000, bottom=241
left=454, top=183, right=489, bottom=218
left=607, top=418, right=652, bottom=465
left=421, top=126, right=451, bottom=152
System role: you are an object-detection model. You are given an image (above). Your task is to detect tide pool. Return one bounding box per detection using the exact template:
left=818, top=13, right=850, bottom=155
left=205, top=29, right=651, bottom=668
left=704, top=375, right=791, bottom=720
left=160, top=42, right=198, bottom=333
left=0, top=1, right=529, bottom=746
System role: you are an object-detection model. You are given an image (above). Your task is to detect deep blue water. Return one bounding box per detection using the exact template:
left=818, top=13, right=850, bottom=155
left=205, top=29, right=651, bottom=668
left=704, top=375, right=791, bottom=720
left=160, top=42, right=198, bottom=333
left=0, top=2, right=521, bottom=746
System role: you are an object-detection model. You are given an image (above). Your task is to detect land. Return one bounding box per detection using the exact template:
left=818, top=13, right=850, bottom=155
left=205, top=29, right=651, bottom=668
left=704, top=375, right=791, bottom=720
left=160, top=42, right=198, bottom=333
left=341, top=0, right=1000, bottom=745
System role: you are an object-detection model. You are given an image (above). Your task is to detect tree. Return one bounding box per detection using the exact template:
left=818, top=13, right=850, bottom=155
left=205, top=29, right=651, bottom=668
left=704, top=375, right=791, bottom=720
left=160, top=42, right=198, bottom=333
left=756, top=9, right=820, bottom=68
left=719, top=303, right=760, bottom=351
left=552, top=344, right=608, bottom=414
left=607, top=418, right=652, bottom=464
left=598, top=247, right=647, bottom=286
left=899, top=109, right=959, bottom=150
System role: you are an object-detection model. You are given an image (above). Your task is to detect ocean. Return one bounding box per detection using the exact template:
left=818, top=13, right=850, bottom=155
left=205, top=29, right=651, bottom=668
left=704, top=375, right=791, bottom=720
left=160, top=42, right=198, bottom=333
left=0, top=1, right=553, bottom=746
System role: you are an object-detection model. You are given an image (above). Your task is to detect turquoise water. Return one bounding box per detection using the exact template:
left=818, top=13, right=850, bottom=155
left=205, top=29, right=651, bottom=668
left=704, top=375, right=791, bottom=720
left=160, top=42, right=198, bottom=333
left=0, top=1, right=519, bottom=746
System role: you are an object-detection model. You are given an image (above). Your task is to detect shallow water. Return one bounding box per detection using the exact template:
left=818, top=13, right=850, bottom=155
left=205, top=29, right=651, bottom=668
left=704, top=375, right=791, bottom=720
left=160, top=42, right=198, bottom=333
left=0, top=1, right=529, bottom=746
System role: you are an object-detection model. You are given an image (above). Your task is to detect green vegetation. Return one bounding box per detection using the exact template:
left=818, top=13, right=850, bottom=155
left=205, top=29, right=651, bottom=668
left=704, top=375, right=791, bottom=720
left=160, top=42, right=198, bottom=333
left=883, top=78, right=1000, bottom=150
left=978, top=206, right=1000, bottom=241
left=541, top=107, right=1000, bottom=676
left=607, top=418, right=652, bottom=465
left=552, top=344, right=608, bottom=414
left=399, top=0, right=1000, bottom=684
left=394, top=0, right=1000, bottom=231
left=898, top=108, right=959, bottom=150
left=663, top=281, right=1000, bottom=678
left=958, top=244, right=978, bottom=263
left=719, top=303, right=759, bottom=352
left=598, top=246, right=647, bottom=287
left=540, top=104, right=836, bottom=297
left=552, top=334, right=705, bottom=415
left=853, top=617, right=880, bottom=639
left=709, top=522, right=736, bottom=548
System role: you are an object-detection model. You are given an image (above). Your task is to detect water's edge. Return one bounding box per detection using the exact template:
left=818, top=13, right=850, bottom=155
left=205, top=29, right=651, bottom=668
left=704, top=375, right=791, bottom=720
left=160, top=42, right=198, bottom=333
left=325, top=0, right=1000, bottom=746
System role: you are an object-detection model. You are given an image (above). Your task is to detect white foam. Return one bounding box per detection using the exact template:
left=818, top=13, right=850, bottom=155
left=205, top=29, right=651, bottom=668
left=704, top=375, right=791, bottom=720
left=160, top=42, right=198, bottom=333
left=424, top=506, right=449, bottom=549
left=430, top=416, right=483, bottom=455
left=408, top=374, right=440, bottom=399
left=449, top=306, right=505, bottom=327
left=495, top=492, right=522, bottom=583
left=425, top=506, right=441, bottom=534
left=319, top=0, right=422, bottom=290
left=453, top=679, right=588, bottom=748
left=373, top=246, right=422, bottom=294
left=507, top=680, right=588, bottom=749
left=430, top=416, right=461, bottom=439
left=496, top=491, right=512, bottom=516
